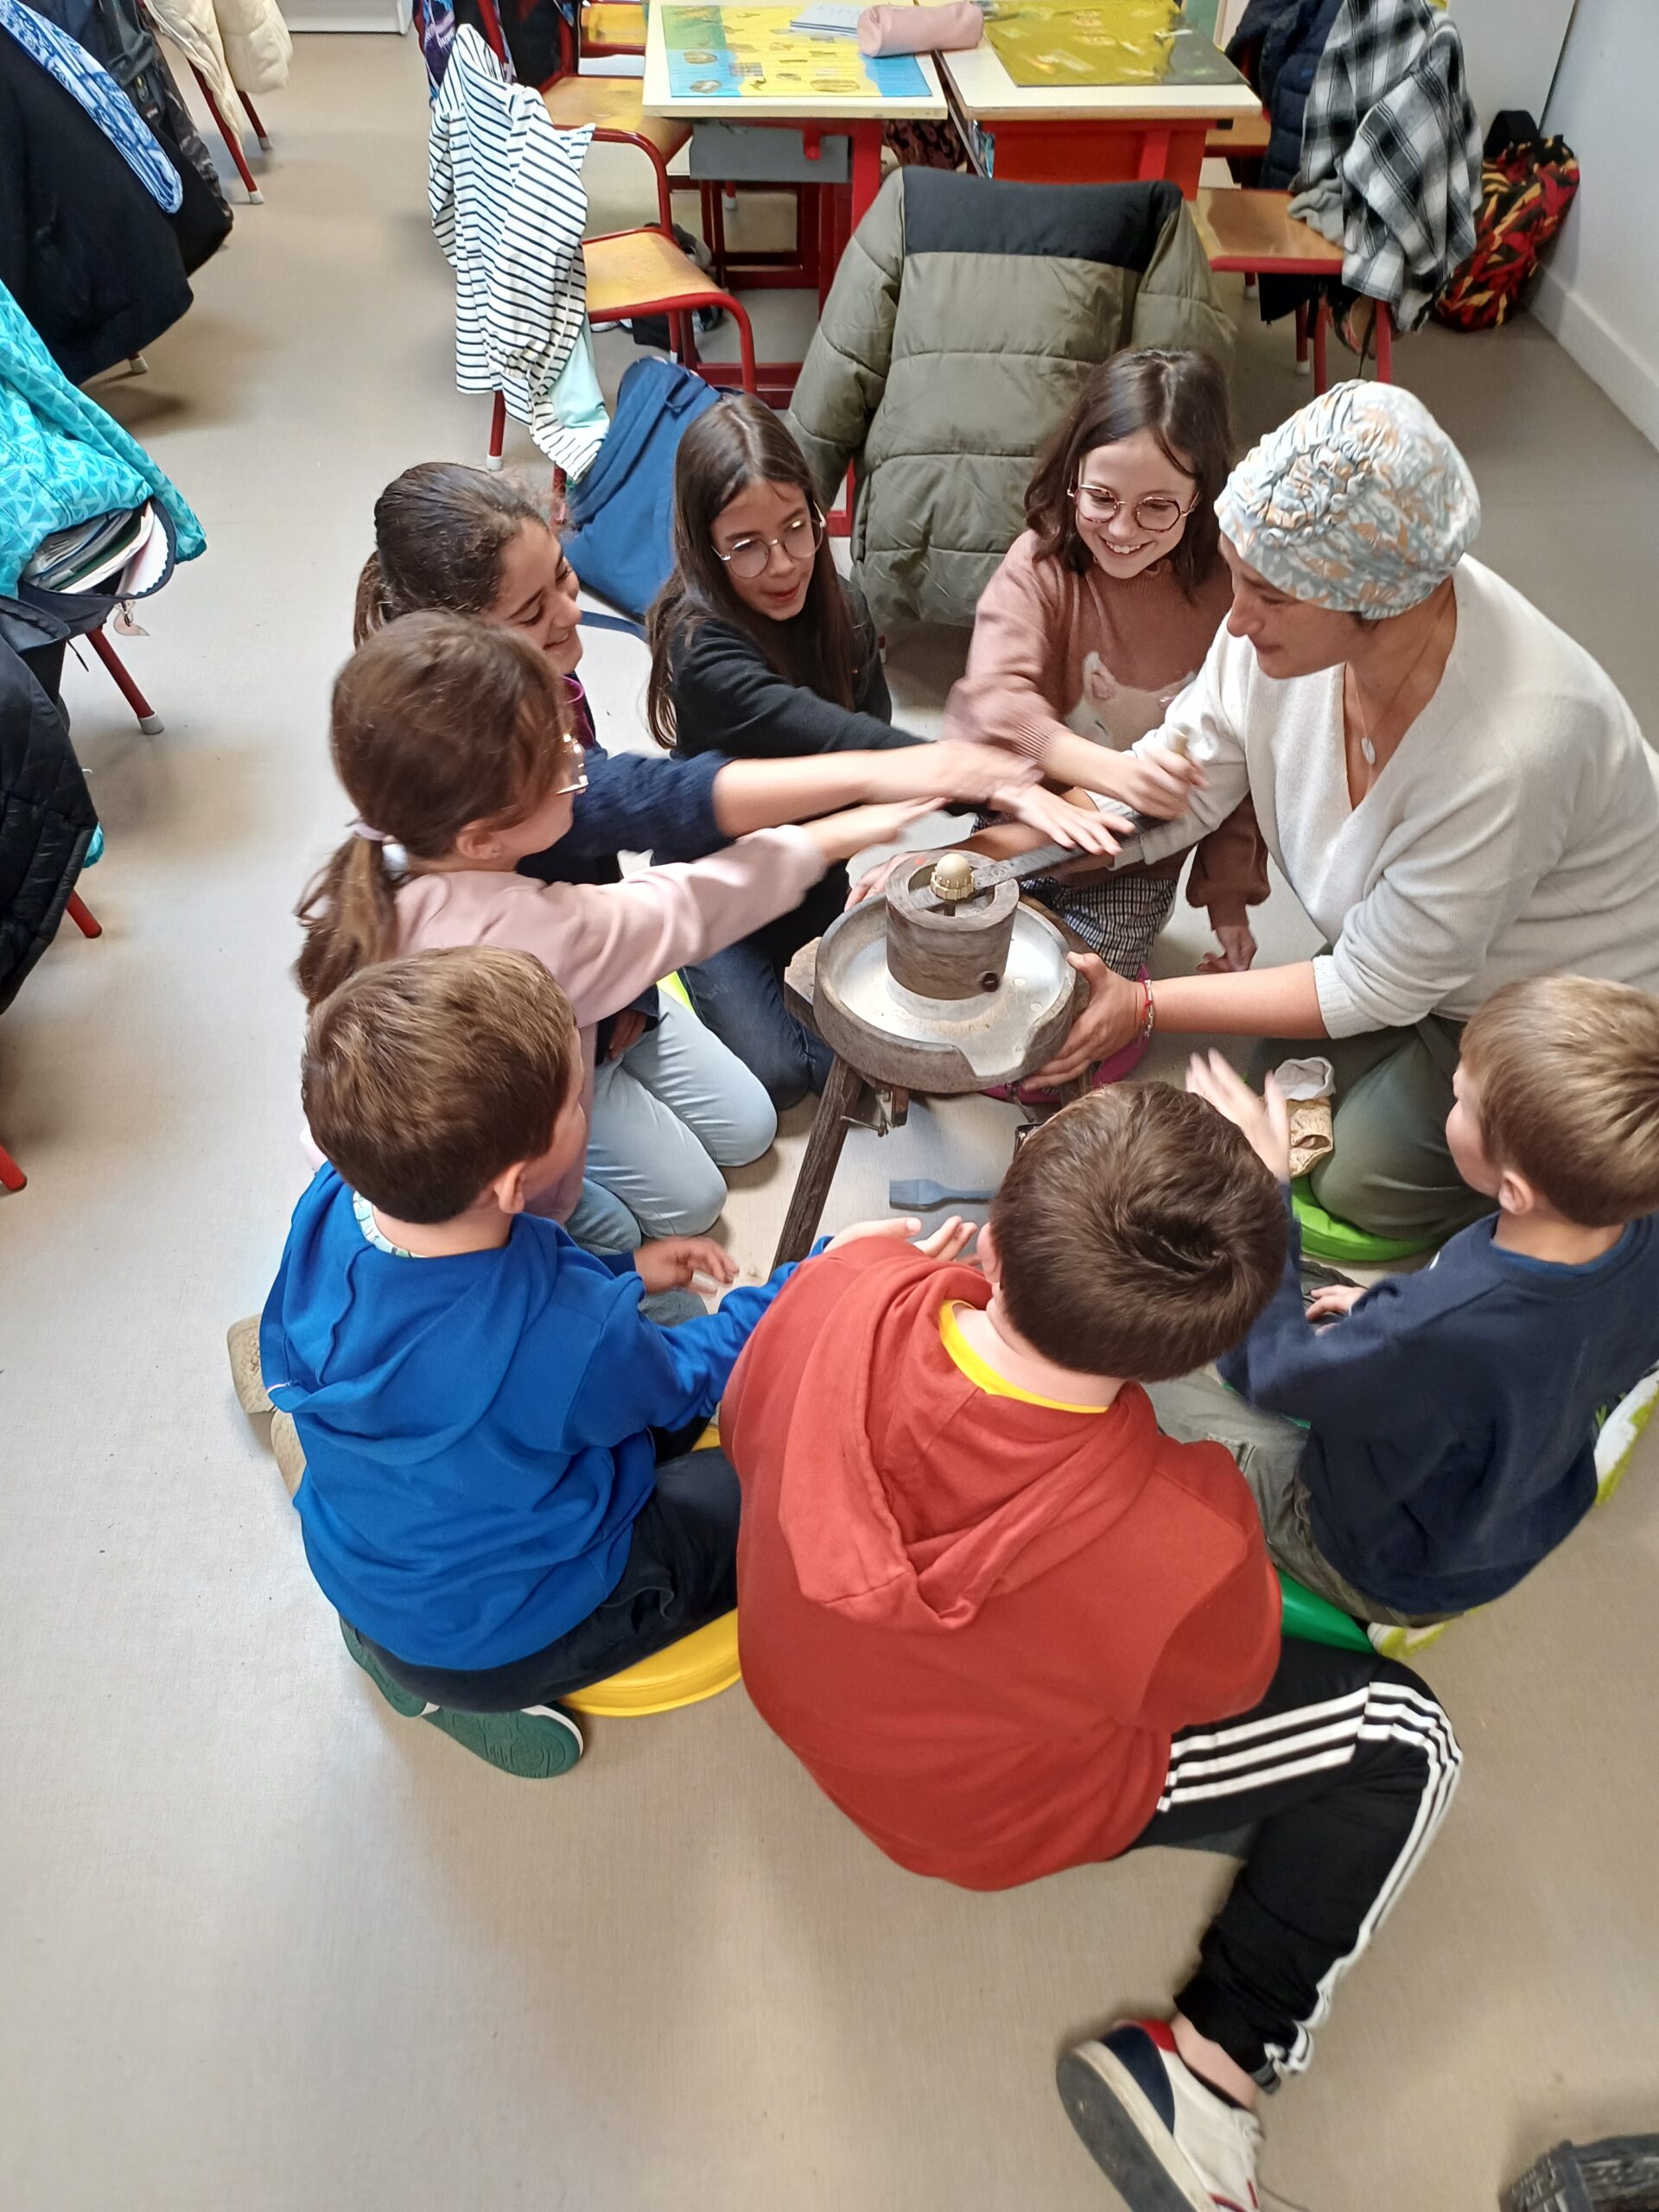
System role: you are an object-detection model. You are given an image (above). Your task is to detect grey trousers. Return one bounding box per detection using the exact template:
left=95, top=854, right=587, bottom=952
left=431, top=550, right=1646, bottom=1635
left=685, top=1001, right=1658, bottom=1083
left=1145, top=1371, right=1440, bottom=1630
left=1251, top=1014, right=1495, bottom=1245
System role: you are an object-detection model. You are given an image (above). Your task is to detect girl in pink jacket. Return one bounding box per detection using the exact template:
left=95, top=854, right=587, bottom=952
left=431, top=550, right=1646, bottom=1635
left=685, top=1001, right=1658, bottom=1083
left=295, top=612, right=931, bottom=1230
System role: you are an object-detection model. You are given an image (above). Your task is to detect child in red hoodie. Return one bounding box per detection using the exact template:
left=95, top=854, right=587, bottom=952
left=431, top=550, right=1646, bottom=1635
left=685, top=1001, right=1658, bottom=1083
left=722, top=1084, right=1461, bottom=2212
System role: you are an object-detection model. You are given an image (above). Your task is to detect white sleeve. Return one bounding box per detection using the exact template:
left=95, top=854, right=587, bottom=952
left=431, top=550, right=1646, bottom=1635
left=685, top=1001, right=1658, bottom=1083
left=1313, top=754, right=1574, bottom=1036
left=1124, top=627, right=1255, bottom=862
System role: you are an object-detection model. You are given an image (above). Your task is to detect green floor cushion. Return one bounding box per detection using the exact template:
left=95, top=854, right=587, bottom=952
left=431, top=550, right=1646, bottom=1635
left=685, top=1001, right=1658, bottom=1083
left=1292, top=1186, right=1442, bottom=1267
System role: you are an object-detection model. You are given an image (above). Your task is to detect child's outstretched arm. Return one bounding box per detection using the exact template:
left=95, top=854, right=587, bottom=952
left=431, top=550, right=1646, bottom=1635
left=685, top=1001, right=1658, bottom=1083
left=559, top=743, right=1028, bottom=869
left=563, top=1256, right=808, bottom=1445
left=537, top=803, right=944, bottom=1028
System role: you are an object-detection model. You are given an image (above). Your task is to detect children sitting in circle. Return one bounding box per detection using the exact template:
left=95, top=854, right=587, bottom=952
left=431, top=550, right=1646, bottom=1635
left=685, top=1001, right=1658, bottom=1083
left=250, top=363, right=1659, bottom=2212
left=353, top=461, right=1024, bottom=1248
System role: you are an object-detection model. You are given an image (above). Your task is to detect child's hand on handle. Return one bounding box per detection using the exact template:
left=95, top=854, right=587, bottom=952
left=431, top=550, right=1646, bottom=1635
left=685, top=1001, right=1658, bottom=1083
left=844, top=850, right=908, bottom=910
left=824, top=1215, right=977, bottom=1262
left=999, top=780, right=1134, bottom=856
left=633, top=1236, right=741, bottom=1295
left=1027, top=955, right=1141, bottom=1086
left=864, top=740, right=1036, bottom=808
left=804, top=798, right=942, bottom=865
left=1100, top=743, right=1205, bottom=821
left=1184, top=1050, right=1292, bottom=1181
left=1306, top=1283, right=1366, bottom=1325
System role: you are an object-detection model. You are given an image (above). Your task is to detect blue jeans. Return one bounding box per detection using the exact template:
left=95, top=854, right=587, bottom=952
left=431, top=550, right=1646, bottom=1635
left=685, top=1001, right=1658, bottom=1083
left=569, top=993, right=777, bottom=1249
left=681, top=937, right=833, bottom=1111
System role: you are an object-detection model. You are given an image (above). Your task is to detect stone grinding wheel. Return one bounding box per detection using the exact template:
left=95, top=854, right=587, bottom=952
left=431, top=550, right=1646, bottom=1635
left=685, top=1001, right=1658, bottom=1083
left=810, top=850, right=1090, bottom=1093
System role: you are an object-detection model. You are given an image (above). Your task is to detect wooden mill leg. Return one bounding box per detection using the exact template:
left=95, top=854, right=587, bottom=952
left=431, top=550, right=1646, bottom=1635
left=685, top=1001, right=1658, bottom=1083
left=771, top=1054, right=862, bottom=1268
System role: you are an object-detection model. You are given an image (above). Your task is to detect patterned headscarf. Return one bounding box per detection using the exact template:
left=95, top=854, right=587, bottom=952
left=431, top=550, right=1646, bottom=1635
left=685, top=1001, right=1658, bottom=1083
left=1216, top=382, right=1480, bottom=614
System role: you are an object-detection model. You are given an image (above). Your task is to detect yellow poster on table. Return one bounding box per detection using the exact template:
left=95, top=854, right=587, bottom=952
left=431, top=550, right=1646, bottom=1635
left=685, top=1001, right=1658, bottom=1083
left=984, top=0, right=1244, bottom=89
left=664, top=4, right=931, bottom=99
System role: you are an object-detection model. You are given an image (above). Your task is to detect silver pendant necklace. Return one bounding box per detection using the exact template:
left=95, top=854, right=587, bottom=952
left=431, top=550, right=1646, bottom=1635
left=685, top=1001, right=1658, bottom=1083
left=1348, top=594, right=1450, bottom=779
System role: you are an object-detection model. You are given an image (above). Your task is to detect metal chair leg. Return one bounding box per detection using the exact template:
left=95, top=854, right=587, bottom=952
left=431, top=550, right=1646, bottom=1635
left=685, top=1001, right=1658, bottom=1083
left=66, top=892, right=102, bottom=940
left=86, top=627, right=164, bottom=734
left=487, top=391, right=507, bottom=471
left=190, top=63, right=262, bottom=201
left=238, top=88, right=272, bottom=149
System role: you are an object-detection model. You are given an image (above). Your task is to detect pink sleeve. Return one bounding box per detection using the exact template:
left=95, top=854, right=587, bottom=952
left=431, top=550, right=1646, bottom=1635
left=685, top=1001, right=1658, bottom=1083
left=516, top=826, right=827, bottom=1026
left=944, top=540, right=1073, bottom=763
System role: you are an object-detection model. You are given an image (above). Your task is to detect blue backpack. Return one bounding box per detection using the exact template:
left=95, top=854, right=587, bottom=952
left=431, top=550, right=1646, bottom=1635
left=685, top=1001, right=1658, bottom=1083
left=562, top=357, right=722, bottom=619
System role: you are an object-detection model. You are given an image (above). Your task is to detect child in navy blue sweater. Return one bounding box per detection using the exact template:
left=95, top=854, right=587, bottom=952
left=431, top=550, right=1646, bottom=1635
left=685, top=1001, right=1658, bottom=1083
left=1160, top=977, right=1659, bottom=1629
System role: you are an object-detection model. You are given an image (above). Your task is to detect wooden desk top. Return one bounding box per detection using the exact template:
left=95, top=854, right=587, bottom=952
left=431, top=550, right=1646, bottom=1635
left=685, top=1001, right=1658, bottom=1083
left=642, top=0, right=947, bottom=122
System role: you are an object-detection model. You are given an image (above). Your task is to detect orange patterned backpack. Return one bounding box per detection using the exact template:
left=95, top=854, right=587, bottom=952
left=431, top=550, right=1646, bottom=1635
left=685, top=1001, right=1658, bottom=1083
left=1434, top=111, right=1580, bottom=333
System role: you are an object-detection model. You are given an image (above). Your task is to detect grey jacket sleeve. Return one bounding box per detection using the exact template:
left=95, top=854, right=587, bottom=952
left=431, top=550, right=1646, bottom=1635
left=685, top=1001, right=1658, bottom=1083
left=785, top=169, right=906, bottom=505
left=1124, top=197, right=1236, bottom=372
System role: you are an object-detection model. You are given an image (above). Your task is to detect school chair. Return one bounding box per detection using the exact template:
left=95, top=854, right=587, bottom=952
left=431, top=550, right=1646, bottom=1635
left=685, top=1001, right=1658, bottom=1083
left=1195, top=185, right=1397, bottom=391
left=485, top=228, right=759, bottom=467
left=0, top=885, right=104, bottom=1193
left=86, top=626, right=164, bottom=735
left=188, top=63, right=270, bottom=206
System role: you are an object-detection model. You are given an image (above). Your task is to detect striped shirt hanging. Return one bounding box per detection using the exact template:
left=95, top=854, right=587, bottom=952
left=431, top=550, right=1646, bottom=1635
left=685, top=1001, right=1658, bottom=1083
left=429, top=28, right=604, bottom=476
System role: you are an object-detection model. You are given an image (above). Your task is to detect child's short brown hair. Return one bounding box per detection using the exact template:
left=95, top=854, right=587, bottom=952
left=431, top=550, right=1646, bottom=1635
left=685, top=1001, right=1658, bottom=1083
left=303, top=947, right=579, bottom=1224
left=1459, top=976, right=1659, bottom=1228
left=989, top=1084, right=1287, bottom=1381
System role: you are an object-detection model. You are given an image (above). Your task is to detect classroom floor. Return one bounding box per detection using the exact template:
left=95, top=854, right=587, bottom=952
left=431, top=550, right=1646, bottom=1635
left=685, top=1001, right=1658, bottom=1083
left=4, top=34, right=1658, bottom=2212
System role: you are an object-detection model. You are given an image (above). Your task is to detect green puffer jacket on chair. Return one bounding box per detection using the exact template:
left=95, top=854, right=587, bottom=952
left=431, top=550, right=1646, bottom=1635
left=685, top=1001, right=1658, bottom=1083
left=787, top=171, right=1234, bottom=631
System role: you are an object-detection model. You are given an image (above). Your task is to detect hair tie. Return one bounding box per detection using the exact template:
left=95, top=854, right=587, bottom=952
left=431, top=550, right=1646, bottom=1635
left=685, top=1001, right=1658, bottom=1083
left=349, top=821, right=407, bottom=873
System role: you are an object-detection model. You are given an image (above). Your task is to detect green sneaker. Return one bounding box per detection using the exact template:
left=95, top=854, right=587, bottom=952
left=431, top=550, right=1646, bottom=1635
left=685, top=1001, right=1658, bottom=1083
left=339, top=1620, right=584, bottom=1777
left=1594, top=1365, right=1659, bottom=1504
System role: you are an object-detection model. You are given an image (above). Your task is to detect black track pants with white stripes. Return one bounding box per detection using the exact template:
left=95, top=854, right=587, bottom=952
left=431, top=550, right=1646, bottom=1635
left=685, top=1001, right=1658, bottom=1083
left=1128, top=1639, right=1461, bottom=2088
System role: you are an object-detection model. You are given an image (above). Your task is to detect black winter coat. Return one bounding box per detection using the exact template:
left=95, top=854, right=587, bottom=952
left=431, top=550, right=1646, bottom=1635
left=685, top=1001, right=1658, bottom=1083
left=0, top=32, right=193, bottom=382
left=0, top=611, right=95, bottom=1017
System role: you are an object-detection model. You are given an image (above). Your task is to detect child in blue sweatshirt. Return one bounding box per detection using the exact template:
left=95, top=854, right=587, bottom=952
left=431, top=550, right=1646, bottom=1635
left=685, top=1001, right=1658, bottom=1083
left=264, top=944, right=807, bottom=1777
left=1158, top=976, right=1659, bottom=1630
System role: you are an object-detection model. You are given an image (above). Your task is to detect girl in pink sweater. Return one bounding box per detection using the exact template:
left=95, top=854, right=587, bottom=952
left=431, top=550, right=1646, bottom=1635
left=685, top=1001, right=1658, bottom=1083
left=295, top=613, right=932, bottom=1231
left=944, top=349, right=1266, bottom=981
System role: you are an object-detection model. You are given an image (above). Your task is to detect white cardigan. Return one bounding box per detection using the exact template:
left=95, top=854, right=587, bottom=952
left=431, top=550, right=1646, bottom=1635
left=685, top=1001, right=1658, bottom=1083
left=1135, top=556, right=1659, bottom=1036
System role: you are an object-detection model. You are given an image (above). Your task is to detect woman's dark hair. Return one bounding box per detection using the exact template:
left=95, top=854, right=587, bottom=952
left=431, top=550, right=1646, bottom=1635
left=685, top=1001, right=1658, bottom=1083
left=1024, top=349, right=1232, bottom=596
left=645, top=395, right=855, bottom=747
left=295, top=613, right=579, bottom=1008
left=353, top=463, right=550, bottom=645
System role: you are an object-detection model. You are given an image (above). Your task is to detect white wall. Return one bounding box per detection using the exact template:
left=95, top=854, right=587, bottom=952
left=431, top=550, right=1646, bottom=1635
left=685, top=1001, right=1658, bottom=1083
left=1533, top=0, right=1659, bottom=449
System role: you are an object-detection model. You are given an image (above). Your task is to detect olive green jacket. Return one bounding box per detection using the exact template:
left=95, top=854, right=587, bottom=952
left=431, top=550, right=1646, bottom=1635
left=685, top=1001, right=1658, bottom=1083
left=787, top=171, right=1234, bottom=629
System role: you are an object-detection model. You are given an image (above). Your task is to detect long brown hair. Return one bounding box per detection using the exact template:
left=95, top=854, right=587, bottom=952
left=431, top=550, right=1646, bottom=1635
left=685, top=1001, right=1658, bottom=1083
left=645, top=395, right=855, bottom=747
left=353, top=463, right=550, bottom=645
left=1024, top=349, right=1231, bottom=596
left=295, top=613, right=579, bottom=1008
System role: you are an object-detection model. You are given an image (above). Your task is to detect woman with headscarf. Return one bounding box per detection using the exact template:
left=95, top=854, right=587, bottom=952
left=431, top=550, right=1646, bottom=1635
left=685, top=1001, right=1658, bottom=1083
left=1009, top=381, right=1659, bottom=1244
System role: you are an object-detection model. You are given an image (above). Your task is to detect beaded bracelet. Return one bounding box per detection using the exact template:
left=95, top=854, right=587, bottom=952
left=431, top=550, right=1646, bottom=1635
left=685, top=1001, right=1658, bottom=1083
left=1136, top=974, right=1156, bottom=1047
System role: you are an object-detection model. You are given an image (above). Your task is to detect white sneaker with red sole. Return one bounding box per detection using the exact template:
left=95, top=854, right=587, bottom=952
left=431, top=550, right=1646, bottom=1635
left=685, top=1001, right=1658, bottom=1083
left=1057, top=2019, right=1262, bottom=2211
